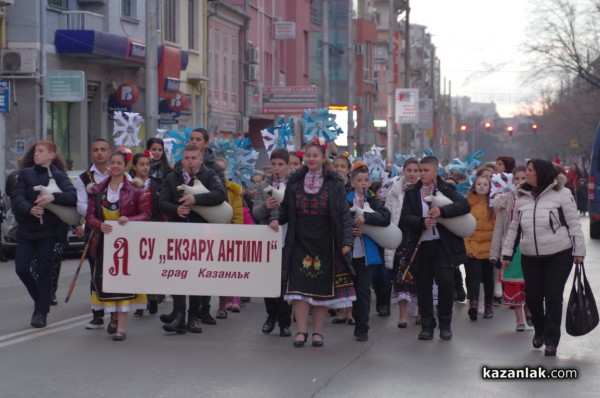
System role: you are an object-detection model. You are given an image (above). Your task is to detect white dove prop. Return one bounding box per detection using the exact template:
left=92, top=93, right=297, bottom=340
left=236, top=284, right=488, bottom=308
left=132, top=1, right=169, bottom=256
left=33, top=179, right=81, bottom=225
left=177, top=179, right=234, bottom=224
left=424, top=191, right=476, bottom=238
left=263, top=183, right=286, bottom=204
left=350, top=202, right=403, bottom=250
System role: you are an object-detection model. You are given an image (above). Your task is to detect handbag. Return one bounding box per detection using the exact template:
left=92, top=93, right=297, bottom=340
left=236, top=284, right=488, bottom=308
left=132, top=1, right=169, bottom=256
left=566, top=262, right=599, bottom=336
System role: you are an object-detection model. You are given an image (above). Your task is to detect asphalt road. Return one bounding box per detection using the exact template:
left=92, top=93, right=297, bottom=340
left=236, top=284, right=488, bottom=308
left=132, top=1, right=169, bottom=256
left=0, top=218, right=598, bottom=398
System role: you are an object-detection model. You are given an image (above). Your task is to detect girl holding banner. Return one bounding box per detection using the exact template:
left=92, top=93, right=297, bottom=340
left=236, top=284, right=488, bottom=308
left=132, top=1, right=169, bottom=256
left=86, top=151, right=151, bottom=341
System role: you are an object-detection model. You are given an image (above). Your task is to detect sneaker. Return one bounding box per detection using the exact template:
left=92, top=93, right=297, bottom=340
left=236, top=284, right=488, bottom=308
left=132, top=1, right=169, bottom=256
left=525, top=316, right=533, bottom=327
left=493, top=297, right=502, bottom=307
left=85, top=316, right=104, bottom=329
left=133, top=309, right=144, bottom=317
left=516, top=324, right=526, bottom=332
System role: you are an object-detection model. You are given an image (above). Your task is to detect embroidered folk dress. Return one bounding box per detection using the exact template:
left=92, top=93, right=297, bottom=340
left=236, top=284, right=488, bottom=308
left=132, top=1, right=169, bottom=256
left=284, top=174, right=355, bottom=308
left=91, top=188, right=147, bottom=313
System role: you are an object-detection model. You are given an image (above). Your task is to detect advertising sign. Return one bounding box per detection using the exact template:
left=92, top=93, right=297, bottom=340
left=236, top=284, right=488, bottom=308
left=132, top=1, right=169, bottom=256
left=395, top=88, right=419, bottom=124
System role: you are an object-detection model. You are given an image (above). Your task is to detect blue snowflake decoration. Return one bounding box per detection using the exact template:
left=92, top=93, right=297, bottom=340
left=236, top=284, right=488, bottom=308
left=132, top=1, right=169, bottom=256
left=261, top=117, right=295, bottom=157
left=168, top=126, right=201, bottom=162
left=363, top=146, right=387, bottom=180
left=466, top=150, right=485, bottom=170
left=302, top=108, right=342, bottom=143
left=390, top=154, right=415, bottom=177
left=218, top=139, right=258, bottom=186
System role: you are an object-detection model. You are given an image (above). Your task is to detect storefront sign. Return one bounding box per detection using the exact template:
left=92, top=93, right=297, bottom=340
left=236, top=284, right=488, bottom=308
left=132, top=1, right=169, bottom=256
left=166, top=91, right=188, bottom=112
left=129, top=41, right=146, bottom=60
left=115, top=82, right=139, bottom=106
left=102, top=221, right=282, bottom=297
left=274, top=21, right=296, bottom=40
left=46, top=70, right=85, bottom=102
left=261, top=86, right=317, bottom=114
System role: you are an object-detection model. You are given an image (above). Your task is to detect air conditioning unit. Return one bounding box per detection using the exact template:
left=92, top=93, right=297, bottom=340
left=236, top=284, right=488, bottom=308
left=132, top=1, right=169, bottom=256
left=1, top=49, right=38, bottom=75
left=247, top=64, right=259, bottom=81
left=246, top=46, right=259, bottom=64
left=0, top=0, right=15, bottom=6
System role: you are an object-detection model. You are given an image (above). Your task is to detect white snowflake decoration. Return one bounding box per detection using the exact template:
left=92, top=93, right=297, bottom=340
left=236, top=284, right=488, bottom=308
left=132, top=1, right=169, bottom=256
left=113, top=112, right=143, bottom=146
left=155, top=128, right=176, bottom=164
left=363, top=145, right=387, bottom=180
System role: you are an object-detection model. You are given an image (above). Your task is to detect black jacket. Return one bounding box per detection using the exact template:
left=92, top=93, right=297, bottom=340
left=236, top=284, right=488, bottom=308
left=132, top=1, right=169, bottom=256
left=400, top=176, right=470, bottom=267
left=159, top=164, right=227, bottom=223
left=275, top=166, right=353, bottom=277
left=12, top=165, right=77, bottom=240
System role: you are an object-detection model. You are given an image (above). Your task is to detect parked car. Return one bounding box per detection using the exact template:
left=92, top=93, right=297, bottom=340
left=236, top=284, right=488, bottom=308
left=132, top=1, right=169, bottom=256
left=1, top=170, right=85, bottom=257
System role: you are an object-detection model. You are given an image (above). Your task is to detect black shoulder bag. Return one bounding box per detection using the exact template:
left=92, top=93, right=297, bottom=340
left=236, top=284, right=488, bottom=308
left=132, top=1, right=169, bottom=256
left=566, top=263, right=599, bottom=336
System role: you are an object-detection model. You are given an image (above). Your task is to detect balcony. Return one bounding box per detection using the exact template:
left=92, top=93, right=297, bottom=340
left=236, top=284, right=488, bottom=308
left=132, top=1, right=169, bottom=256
left=61, top=11, right=104, bottom=31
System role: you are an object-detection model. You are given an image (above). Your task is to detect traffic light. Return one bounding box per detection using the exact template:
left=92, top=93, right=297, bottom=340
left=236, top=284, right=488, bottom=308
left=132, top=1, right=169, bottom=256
left=459, top=123, right=468, bottom=133
left=484, top=121, right=492, bottom=132
left=507, top=126, right=514, bottom=136
left=531, top=123, right=538, bottom=134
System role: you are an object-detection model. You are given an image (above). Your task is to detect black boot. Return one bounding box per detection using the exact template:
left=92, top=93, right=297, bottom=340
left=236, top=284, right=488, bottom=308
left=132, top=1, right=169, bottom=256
left=418, top=317, right=435, bottom=340
left=454, top=269, right=466, bottom=302
left=159, top=309, right=176, bottom=324
left=163, top=312, right=187, bottom=333
left=439, top=315, right=452, bottom=340
left=199, top=306, right=216, bottom=325
left=186, top=313, right=203, bottom=333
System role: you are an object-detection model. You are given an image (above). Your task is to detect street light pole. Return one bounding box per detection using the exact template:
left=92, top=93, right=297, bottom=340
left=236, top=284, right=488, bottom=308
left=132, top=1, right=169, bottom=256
left=145, top=0, right=159, bottom=137
left=347, top=4, right=354, bottom=152
left=322, top=0, right=330, bottom=109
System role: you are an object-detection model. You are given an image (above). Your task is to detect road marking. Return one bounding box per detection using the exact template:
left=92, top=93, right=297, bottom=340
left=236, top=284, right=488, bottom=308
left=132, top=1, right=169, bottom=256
left=0, top=314, right=91, bottom=348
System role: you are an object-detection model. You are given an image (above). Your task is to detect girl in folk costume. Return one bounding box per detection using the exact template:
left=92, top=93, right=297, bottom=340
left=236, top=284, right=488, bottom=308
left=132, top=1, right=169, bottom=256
left=269, top=139, right=355, bottom=348
left=289, top=150, right=304, bottom=171
left=331, top=152, right=354, bottom=323
left=490, top=166, right=532, bottom=331
left=464, top=175, right=496, bottom=321
left=333, top=152, right=353, bottom=193
left=385, top=158, right=419, bottom=328
left=12, top=141, right=77, bottom=328
left=129, top=152, right=163, bottom=316
left=347, top=162, right=391, bottom=341
left=214, top=158, right=244, bottom=318
left=86, top=151, right=151, bottom=341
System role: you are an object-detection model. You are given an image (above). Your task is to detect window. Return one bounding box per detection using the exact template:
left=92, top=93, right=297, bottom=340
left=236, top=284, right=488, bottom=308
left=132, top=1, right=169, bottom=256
left=188, top=0, right=198, bottom=50
left=163, top=0, right=178, bottom=43
left=48, top=0, right=68, bottom=8
left=121, top=0, right=137, bottom=19
left=47, top=102, right=70, bottom=161
left=231, top=37, right=238, bottom=102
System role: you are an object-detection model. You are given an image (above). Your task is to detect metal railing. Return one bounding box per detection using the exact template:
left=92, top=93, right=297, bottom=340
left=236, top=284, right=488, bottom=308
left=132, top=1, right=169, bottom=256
left=61, top=11, right=104, bottom=31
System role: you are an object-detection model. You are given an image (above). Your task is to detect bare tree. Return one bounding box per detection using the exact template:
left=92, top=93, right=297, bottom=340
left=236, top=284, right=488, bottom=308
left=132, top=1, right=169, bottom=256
left=523, top=0, right=600, bottom=90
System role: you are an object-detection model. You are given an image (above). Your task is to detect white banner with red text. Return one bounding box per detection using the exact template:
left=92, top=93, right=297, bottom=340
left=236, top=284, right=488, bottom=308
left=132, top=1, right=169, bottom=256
left=102, top=221, right=282, bottom=297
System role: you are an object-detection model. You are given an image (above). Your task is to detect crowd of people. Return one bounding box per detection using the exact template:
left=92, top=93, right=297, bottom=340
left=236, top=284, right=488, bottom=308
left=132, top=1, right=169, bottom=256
left=3, top=133, right=587, bottom=356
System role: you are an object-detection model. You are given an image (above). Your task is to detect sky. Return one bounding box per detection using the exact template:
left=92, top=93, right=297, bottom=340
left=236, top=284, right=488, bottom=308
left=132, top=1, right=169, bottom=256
left=410, top=0, right=535, bottom=117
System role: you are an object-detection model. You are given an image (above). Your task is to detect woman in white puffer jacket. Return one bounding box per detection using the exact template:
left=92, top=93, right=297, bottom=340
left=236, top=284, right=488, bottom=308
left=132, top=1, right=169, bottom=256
left=385, top=158, right=419, bottom=327
left=501, top=159, right=585, bottom=357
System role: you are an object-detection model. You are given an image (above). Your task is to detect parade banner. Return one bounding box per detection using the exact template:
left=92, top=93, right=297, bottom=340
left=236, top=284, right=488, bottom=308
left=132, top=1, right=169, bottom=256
left=102, top=221, right=282, bottom=297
